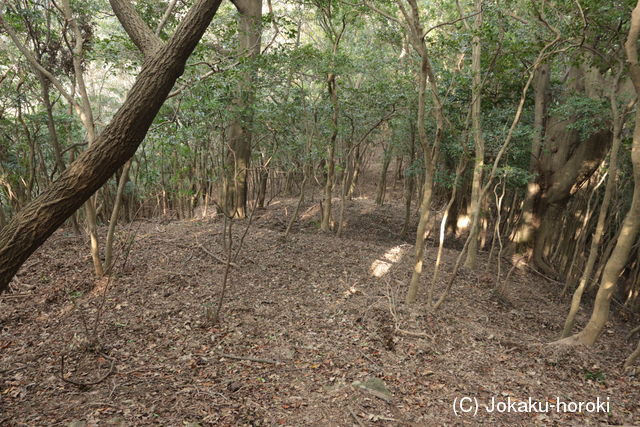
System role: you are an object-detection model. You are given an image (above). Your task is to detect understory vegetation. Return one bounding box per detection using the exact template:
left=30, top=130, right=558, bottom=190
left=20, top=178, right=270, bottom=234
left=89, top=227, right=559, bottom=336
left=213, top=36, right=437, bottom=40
left=1, top=0, right=640, bottom=424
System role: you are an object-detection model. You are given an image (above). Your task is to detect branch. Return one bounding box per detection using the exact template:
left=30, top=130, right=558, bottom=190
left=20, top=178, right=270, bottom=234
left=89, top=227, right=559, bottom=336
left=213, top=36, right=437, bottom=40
left=0, top=9, right=76, bottom=106
left=363, top=0, right=401, bottom=24
left=455, top=0, right=471, bottom=31
left=625, top=0, right=640, bottom=93
left=109, top=0, right=163, bottom=57
left=155, top=0, right=179, bottom=36
left=426, top=8, right=482, bottom=38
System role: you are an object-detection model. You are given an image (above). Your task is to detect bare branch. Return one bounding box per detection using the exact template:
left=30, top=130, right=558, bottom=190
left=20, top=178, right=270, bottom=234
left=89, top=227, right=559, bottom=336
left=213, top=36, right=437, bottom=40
left=427, top=7, right=481, bottom=38
left=155, top=0, right=179, bottom=36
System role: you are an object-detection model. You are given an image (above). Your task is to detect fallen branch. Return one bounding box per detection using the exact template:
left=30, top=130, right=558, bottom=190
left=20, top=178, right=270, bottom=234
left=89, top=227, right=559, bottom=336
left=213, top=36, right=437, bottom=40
left=215, top=352, right=280, bottom=364
left=59, top=354, right=115, bottom=388
left=348, top=407, right=365, bottom=427
left=197, top=243, right=238, bottom=268
left=395, top=328, right=434, bottom=340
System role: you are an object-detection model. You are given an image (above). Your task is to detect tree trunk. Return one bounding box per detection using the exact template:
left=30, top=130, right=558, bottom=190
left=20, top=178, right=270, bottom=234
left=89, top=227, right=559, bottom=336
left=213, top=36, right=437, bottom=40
left=223, top=0, right=262, bottom=219
left=562, top=67, right=627, bottom=338
left=321, top=72, right=339, bottom=232
left=570, top=3, right=640, bottom=345
left=0, top=0, right=224, bottom=293
left=104, top=160, right=132, bottom=272
left=463, top=0, right=484, bottom=269
left=401, top=128, right=416, bottom=238
left=375, top=153, right=391, bottom=206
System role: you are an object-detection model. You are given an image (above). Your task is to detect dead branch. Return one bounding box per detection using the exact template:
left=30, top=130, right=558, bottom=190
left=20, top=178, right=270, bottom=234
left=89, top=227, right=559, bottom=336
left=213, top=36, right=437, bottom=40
left=627, top=325, right=640, bottom=341
left=197, top=242, right=239, bottom=268
left=215, top=352, right=281, bottom=364
left=59, top=354, right=115, bottom=388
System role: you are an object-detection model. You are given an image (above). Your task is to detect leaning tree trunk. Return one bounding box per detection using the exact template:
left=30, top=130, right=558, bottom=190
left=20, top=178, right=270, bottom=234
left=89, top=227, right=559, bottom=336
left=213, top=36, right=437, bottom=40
left=0, top=0, right=224, bottom=294
left=569, top=2, right=640, bottom=345
left=561, top=66, right=627, bottom=338
left=402, top=0, right=446, bottom=303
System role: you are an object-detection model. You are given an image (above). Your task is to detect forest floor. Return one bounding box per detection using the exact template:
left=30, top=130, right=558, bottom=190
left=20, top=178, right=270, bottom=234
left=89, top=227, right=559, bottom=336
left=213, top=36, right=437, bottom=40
left=1, top=192, right=639, bottom=426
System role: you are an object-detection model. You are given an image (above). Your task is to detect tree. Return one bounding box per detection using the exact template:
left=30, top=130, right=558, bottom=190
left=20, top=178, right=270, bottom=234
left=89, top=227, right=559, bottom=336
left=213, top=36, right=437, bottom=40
left=222, top=0, right=262, bottom=219
left=462, top=0, right=484, bottom=269
left=565, top=0, right=640, bottom=346
left=0, top=0, right=224, bottom=294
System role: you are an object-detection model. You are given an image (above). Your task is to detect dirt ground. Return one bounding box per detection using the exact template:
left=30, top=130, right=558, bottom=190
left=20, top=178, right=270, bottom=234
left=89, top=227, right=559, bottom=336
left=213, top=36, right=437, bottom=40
left=1, top=194, right=639, bottom=426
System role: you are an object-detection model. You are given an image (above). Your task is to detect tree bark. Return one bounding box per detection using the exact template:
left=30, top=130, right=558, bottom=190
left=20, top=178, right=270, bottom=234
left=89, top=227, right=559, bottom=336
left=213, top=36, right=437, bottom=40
left=561, top=66, right=627, bottom=338
left=224, top=0, right=262, bottom=219
left=321, top=72, right=339, bottom=232
left=0, top=0, right=224, bottom=293
left=104, top=160, right=132, bottom=272
left=570, top=2, right=640, bottom=345
left=400, top=0, right=445, bottom=304
left=375, top=152, right=391, bottom=206
left=463, top=0, right=484, bottom=269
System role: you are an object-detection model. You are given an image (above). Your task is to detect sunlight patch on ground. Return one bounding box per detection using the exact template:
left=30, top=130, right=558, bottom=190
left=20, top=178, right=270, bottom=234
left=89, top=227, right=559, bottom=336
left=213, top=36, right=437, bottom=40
left=370, top=244, right=408, bottom=278
left=300, top=204, right=320, bottom=220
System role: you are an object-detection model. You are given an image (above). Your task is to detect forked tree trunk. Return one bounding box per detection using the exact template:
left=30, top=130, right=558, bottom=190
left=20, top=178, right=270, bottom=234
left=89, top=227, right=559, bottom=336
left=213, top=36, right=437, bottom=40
left=0, top=0, right=224, bottom=293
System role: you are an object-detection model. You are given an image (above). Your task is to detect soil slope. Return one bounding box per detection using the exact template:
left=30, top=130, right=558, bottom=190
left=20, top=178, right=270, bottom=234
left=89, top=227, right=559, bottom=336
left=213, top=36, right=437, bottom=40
left=1, top=197, right=639, bottom=426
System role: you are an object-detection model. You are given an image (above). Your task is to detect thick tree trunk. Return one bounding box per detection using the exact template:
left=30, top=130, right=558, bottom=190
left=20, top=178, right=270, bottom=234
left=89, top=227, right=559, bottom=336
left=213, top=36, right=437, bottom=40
left=0, top=0, right=224, bottom=293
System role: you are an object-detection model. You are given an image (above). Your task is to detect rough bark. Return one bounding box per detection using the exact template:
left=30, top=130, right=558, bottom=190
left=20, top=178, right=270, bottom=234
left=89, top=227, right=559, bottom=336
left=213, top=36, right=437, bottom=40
left=511, top=65, right=549, bottom=249
left=0, top=0, right=224, bottom=293
left=512, top=63, right=611, bottom=276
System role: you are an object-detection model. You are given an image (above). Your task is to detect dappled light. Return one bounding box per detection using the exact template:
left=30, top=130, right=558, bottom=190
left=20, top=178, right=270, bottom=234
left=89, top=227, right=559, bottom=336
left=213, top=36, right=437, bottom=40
left=1, top=0, right=640, bottom=424
left=369, top=244, right=409, bottom=278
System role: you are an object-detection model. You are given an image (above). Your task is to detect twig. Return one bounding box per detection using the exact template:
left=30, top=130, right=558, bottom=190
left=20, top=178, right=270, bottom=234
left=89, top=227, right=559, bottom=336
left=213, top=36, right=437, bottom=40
left=395, top=328, right=434, bottom=339
left=197, top=242, right=238, bottom=268
left=348, top=407, right=365, bottom=427
left=215, top=352, right=280, bottom=364
left=627, top=325, right=640, bottom=341
left=59, top=354, right=115, bottom=388
left=0, top=293, right=32, bottom=300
